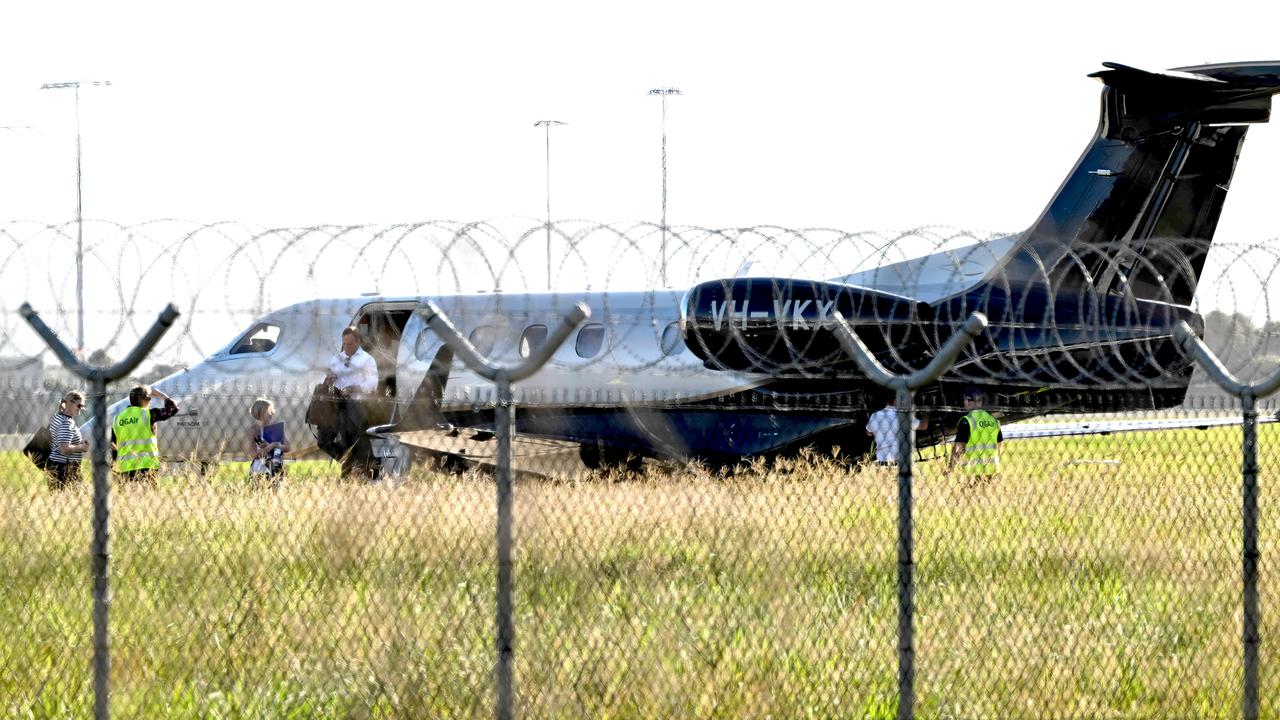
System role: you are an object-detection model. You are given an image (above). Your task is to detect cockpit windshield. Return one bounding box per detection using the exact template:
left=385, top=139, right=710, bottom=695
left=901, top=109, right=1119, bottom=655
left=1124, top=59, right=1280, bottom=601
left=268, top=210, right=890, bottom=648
left=228, top=323, right=282, bottom=355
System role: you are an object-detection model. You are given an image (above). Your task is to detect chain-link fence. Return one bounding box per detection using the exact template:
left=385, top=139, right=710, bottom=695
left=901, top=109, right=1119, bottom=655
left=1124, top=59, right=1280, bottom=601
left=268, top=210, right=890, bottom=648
left=2, top=221, right=1280, bottom=718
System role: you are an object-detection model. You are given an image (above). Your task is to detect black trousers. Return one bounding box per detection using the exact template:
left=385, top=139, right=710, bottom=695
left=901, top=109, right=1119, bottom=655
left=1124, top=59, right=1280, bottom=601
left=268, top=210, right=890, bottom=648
left=46, top=460, right=82, bottom=491
left=318, top=394, right=375, bottom=479
left=118, top=468, right=158, bottom=484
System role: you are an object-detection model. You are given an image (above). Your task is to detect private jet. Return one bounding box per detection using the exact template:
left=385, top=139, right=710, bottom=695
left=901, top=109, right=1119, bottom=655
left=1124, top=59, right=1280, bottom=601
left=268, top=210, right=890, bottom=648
left=90, top=60, right=1280, bottom=471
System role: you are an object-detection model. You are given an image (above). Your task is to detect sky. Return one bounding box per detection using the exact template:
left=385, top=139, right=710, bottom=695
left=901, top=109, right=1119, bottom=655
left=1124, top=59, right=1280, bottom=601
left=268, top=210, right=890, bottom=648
left=3, top=0, right=1280, bottom=362
left=2, top=1, right=1278, bottom=233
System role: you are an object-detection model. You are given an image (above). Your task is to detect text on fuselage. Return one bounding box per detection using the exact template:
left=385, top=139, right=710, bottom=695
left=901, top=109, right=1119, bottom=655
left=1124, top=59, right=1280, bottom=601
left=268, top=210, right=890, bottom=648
left=708, top=299, right=837, bottom=331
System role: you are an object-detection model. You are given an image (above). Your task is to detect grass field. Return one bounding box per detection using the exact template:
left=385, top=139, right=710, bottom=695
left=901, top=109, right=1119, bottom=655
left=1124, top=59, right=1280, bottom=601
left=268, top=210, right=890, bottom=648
left=0, top=426, right=1277, bottom=718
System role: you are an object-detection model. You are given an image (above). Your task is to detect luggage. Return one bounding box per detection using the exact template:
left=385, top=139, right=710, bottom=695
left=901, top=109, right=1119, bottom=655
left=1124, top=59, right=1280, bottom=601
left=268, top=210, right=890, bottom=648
left=305, top=383, right=341, bottom=429
left=23, top=426, right=53, bottom=471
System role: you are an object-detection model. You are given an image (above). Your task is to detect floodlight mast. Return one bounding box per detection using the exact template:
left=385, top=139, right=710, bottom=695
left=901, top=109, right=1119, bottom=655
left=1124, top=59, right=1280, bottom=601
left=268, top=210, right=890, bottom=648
left=40, top=80, right=112, bottom=353
left=649, top=87, right=681, bottom=286
left=533, top=120, right=567, bottom=292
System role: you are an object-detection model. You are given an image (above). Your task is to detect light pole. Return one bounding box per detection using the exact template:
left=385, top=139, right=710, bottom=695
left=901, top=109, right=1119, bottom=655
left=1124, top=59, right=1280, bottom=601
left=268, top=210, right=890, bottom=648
left=533, top=120, right=566, bottom=291
left=649, top=87, right=681, bottom=286
left=41, top=80, right=111, bottom=352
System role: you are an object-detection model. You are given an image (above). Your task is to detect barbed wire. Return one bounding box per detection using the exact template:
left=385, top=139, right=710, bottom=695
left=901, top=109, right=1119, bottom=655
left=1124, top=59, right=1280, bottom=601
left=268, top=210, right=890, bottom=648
left=2, top=219, right=1277, bottom=383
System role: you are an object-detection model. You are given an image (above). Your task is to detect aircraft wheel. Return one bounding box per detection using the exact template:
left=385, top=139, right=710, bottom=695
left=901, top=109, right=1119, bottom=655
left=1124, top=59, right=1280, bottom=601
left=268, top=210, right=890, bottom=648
left=579, top=443, right=644, bottom=475
left=377, top=441, right=414, bottom=479
left=422, top=451, right=470, bottom=476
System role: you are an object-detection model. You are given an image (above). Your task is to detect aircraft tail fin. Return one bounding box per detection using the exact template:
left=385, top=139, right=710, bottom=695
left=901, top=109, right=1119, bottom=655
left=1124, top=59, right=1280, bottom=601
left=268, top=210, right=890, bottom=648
left=993, top=61, right=1280, bottom=306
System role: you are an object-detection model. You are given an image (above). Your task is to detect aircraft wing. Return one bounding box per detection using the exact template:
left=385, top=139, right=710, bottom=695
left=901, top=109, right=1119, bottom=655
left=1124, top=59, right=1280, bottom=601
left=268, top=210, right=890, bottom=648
left=1001, top=414, right=1279, bottom=440
left=372, top=424, right=579, bottom=461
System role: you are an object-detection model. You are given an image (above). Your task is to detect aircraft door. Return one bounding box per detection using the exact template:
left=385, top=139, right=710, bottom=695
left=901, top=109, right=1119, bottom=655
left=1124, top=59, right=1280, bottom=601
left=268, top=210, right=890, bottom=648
left=397, top=304, right=455, bottom=429
left=349, top=301, right=416, bottom=426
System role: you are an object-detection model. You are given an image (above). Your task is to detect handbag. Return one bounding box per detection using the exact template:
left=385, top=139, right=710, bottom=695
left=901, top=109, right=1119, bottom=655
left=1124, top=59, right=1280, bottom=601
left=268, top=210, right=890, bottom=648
left=23, top=425, right=54, bottom=471
left=305, top=383, right=341, bottom=429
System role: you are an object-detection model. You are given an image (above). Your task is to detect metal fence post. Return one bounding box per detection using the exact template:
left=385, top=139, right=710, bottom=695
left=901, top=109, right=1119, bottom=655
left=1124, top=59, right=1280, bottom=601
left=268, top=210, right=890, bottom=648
left=20, top=302, right=180, bottom=720
left=420, top=300, right=589, bottom=720
left=1240, top=388, right=1261, bottom=720
left=832, top=311, right=988, bottom=720
left=1176, top=321, right=1280, bottom=720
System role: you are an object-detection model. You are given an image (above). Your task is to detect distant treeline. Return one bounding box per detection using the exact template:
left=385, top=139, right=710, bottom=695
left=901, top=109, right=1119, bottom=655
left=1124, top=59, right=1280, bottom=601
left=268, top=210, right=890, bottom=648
left=1186, top=310, right=1280, bottom=407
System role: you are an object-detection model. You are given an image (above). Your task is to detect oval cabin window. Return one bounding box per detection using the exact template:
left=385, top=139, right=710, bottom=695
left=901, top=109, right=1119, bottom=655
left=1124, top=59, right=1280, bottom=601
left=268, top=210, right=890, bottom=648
left=660, top=321, right=683, bottom=356
left=575, top=324, right=605, bottom=358
left=520, top=325, right=548, bottom=358
left=468, top=325, right=500, bottom=356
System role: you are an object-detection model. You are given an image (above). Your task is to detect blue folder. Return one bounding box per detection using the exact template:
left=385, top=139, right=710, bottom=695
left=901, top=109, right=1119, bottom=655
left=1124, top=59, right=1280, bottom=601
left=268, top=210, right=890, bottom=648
left=262, top=422, right=286, bottom=444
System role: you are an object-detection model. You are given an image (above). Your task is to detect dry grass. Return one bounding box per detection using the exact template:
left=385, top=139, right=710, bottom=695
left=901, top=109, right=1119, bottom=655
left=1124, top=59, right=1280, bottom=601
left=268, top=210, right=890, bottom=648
left=0, top=426, right=1277, bottom=718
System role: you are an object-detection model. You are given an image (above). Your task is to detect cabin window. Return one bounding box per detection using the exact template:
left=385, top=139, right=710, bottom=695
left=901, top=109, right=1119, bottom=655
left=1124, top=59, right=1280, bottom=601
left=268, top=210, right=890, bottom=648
left=229, top=323, right=281, bottom=355
left=468, top=325, right=500, bottom=356
left=415, top=329, right=435, bottom=361
left=660, top=321, right=683, bottom=356
left=575, top=324, right=606, bottom=358
left=519, top=324, right=548, bottom=358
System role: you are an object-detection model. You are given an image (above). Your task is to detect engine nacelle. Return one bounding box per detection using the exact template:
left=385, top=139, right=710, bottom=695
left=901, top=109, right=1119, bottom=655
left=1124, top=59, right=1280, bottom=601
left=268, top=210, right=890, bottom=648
left=680, top=277, right=933, bottom=375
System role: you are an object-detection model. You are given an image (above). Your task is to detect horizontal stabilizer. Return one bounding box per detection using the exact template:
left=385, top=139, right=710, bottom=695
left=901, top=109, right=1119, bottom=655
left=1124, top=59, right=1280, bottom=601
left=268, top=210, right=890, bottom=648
left=1002, top=414, right=1278, bottom=440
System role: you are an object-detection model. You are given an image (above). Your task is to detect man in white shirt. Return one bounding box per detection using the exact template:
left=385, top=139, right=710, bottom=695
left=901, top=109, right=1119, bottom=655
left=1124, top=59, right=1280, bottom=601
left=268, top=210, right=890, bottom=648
left=327, top=326, right=379, bottom=399
left=866, top=393, right=928, bottom=465
left=321, top=326, right=380, bottom=478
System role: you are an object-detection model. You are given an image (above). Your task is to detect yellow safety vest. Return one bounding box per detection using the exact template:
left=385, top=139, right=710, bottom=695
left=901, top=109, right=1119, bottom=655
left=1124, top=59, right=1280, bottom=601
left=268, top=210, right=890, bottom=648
left=114, top=406, right=160, bottom=473
left=963, top=409, right=1000, bottom=476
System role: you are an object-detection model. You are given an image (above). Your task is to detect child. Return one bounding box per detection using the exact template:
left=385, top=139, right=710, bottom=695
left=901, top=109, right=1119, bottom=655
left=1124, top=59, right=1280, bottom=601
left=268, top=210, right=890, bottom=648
left=248, top=398, right=290, bottom=486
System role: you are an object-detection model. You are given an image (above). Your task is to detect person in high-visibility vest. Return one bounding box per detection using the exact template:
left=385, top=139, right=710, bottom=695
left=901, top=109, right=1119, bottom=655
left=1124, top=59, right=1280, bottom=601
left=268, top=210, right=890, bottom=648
left=111, top=384, right=179, bottom=481
left=946, top=388, right=1002, bottom=480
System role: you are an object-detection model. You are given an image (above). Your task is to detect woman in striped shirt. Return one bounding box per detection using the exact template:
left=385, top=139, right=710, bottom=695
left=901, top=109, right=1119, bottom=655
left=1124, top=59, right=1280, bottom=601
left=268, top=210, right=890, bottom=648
left=47, top=391, right=89, bottom=491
